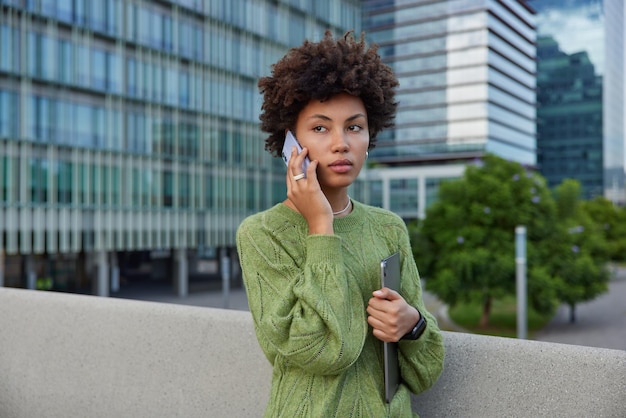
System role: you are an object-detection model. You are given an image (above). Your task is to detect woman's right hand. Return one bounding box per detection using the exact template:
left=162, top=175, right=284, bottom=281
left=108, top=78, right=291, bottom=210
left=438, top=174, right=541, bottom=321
left=286, top=146, right=334, bottom=235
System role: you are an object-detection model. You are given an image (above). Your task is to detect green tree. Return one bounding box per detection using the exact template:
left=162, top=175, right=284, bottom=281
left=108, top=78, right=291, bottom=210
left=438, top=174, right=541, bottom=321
left=413, top=155, right=560, bottom=327
left=581, top=196, right=626, bottom=263
left=549, top=180, right=610, bottom=322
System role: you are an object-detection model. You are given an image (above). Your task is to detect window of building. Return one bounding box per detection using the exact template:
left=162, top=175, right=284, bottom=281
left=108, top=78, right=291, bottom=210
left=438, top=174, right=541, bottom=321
left=390, top=178, right=418, bottom=214
left=0, top=90, right=18, bottom=138
left=91, top=164, right=100, bottom=206
left=57, top=39, right=72, bottom=84
left=56, top=160, right=73, bottom=205
left=73, top=0, right=87, bottom=25
left=88, top=1, right=106, bottom=32
left=1, top=23, right=20, bottom=73
left=111, top=166, right=120, bottom=206
left=105, top=0, right=121, bottom=35
left=29, top=96, right=50, bottom=142
left=163, top=170, right=173, bottom=207
left=179, top=172, right=190, bottom=208
left=204, top=172, right=213, bottom=209
left=76, top=163, right=87, bottom=206
left=150, top=168, right=160, bottom=208
left=131, top=167, right=140, bottom=207
left=140, top=168, right=151, bottom=208
left=180, top=70, right=190, bottom=108
left=127, top=58, right=137, bottom=97
left=165, top=65, right=178, bottom=106
left=368, top=180, right=383, bottom=209
left=75, top=43, right=90, bottom=87
left=75, top=104, right=93, bottom=148
left=106, top=51, right=122, bottom=94
left=1, top=155, right=16, bottom=203
left=29, top=157, right=48, bottom=204
left=152, top=62, right=163, bottom=103
left=109, top=108, right=123, bottom=151
left=163, top=15, right=173, bottom=52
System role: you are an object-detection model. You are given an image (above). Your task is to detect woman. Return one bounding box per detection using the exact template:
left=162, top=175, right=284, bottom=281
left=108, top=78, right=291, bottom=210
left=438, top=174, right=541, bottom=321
left=236, top=31, right=444, bottom=417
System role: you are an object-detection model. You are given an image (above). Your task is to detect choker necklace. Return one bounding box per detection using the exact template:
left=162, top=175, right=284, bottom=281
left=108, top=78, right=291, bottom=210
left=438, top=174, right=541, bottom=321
left=333, top=196, right=352, bottom=216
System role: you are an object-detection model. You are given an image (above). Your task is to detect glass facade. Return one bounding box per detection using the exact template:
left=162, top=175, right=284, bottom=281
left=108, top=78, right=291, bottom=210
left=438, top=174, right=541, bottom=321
left=361, top=0, right=535, bottom=220
left=360, top=164, right=466, bottom=220
left=0, top=0, right=360, bottom=291
left=529, top=0, right=625, bottom=203
left=363, top=0, right=536, bottom=166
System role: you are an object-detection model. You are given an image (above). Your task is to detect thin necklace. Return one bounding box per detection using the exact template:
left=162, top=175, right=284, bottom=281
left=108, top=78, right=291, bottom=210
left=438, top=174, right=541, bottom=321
left=333, top=196, right=352, bottom=216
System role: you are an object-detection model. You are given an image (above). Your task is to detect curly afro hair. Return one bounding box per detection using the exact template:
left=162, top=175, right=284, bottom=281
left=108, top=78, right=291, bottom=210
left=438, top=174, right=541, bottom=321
left=258, top=30, right=399, bottom=157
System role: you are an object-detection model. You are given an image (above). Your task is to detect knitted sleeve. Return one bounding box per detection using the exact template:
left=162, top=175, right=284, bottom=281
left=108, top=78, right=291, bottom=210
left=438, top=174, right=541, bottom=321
left=236, top=216, right=368, bottom=376
left=395, top=219, right=445, bottom=394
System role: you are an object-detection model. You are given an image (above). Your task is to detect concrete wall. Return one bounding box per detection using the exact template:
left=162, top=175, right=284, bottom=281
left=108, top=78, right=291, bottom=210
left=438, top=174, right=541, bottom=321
left=1, top=288, right=624, bottom=418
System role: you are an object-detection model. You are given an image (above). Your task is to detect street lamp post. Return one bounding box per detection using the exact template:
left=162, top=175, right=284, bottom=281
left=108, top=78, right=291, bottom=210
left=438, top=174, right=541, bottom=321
left=516, top=226, right=527, bottom=339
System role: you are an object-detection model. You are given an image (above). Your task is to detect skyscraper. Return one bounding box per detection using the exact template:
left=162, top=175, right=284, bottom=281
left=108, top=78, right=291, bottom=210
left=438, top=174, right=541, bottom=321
left=529, top=0, right=625, bottom=202
left=362, top=0, right=536, bottom=218
left=363, top=0, right=536, bottom=165
left=0, top=0, right=360, bottom=295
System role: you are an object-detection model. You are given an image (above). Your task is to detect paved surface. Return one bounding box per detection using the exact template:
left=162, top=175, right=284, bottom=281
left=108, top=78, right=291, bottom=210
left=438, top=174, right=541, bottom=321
left=114, top=266, right=626, bottom=352
left=534, top=268, right=626, bottom=351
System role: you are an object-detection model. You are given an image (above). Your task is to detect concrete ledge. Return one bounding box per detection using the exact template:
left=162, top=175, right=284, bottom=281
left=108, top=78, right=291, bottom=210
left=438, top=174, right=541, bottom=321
left=1, top=288, right=625, bottom=418
left=0, top=288, right=271, bottom=418
left=412, top=332, right=626, bottom=417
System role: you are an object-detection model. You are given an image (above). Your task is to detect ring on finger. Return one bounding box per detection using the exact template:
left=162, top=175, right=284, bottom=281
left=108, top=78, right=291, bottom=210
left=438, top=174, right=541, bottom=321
left=293, top=173, right=305, bottom=181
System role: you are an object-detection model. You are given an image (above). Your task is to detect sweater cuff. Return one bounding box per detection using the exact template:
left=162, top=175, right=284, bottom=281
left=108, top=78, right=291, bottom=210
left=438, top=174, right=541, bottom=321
left=305, top=234, right=343, bottom=264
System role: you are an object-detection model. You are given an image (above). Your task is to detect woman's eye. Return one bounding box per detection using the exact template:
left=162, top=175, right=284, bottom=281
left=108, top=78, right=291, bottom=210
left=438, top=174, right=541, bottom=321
left=313, top=126, right=327, bottom=133
left=348, top=125, right=363, bottom=132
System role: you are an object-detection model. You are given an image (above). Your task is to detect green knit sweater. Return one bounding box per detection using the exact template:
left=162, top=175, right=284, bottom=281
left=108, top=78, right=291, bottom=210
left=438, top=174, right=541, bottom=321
left=236, top=200, right=445, bottom=417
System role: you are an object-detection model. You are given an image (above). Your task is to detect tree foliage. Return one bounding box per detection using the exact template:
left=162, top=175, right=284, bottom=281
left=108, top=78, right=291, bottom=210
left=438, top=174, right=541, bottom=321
left=581, top=196, right=626, bottom=262
left=411, top=154, right=611, bottom=327
left=549, top=180, right=610, bottom=322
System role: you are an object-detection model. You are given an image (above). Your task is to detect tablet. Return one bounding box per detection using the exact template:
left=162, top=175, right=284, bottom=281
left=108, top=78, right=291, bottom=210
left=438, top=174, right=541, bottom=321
left=380, top=252, right=401, bottom=403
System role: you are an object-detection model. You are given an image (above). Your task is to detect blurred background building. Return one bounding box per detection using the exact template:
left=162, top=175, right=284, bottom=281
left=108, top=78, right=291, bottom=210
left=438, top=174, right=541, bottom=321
left=0, top=0, right=360, bottom=295
left=527, top=0, right=625, bottom=203
left=361, top=0, right=536, bottom=219
left=2, top=0, right=623, bottom=298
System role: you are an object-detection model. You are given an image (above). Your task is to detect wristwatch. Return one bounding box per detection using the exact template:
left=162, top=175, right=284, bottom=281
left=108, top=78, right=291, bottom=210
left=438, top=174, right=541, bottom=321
left=401, top=310, right=427, bottom=340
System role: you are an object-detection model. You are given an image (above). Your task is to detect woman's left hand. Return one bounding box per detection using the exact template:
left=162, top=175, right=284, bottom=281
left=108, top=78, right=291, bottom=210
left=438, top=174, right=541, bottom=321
left=366, top=288, right=420, bottom=342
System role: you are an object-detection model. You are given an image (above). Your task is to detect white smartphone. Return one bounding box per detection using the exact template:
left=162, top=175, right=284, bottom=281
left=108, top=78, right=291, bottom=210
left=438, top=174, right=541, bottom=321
left=281, top=131, right=310, bottom=176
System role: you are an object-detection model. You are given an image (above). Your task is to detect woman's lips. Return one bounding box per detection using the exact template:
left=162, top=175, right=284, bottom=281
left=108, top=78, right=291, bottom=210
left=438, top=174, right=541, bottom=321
left=329, top=159, right=353, bottom=173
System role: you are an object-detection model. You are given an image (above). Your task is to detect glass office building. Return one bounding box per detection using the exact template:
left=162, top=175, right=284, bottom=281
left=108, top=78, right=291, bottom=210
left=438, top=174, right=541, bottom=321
left=0, top=0, right=360, bottom=295
left=362, top=0, right=536, bottom=218
left=528, top=0, right=625, bottom=203
left=363, top=0, right=536, bottom=164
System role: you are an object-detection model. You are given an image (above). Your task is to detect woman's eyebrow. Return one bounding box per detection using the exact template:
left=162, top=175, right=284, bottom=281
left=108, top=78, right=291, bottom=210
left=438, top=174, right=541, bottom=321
left=307, top=113, right=367, bottom=122
left=346, top=113, right=367, bottom=122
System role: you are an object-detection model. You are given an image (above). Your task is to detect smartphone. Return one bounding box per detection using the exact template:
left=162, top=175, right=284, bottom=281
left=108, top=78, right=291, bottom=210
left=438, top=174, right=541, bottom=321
left=281, top=131, right=310, bottom=176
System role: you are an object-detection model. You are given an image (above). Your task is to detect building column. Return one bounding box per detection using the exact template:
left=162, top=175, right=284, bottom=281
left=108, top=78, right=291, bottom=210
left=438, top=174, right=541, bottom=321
left=0, top=249, right=4, bottom=287
left=96, top=251, right=109, bottom=297
left=175, top=249, right=188, bottom=298
left=418, top=175, right=426, bottom=220
left=110, top=252, right=119, bottom=293
left=25, top=255, right=36, bottom=290
left=220, top=247, right=231, bottom=309
left=382, top=177, right=390, bottom=211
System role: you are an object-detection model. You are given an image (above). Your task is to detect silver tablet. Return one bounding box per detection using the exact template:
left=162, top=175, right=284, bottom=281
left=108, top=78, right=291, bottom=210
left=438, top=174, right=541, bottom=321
left=380, top=252, right=401, bottom=403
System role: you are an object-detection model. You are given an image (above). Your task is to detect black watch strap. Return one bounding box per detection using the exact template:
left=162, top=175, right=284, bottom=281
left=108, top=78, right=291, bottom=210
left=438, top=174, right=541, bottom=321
left=401, top=310, right=427, bottom=340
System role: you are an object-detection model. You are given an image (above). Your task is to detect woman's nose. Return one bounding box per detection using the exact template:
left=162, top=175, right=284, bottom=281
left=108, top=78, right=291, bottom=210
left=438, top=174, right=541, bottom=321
left=331, top=131, right=349, bottom=152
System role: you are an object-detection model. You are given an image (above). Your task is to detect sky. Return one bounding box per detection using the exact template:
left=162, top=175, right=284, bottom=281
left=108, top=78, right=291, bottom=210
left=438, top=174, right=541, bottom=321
left=532, top=0, right=605, bottom=74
